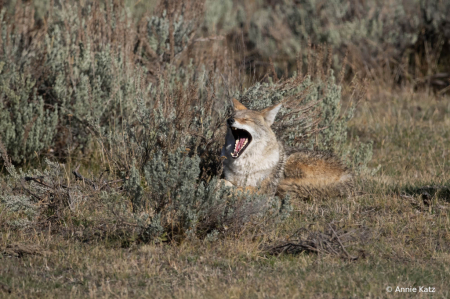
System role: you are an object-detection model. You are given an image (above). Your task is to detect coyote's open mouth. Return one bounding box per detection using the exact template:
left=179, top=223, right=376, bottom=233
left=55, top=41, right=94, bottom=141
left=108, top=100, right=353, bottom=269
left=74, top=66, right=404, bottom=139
left=230, top=127, right=252, bottom=158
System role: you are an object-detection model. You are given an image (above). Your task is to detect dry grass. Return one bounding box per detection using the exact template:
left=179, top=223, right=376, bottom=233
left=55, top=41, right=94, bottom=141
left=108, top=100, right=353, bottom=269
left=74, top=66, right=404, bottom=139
left=1, top=83, right=450, bottom=298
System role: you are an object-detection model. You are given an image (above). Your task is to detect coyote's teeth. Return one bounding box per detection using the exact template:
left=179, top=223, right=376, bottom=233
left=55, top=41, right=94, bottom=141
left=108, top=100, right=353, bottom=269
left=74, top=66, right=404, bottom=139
left=244, top=139, right=247, bottom=145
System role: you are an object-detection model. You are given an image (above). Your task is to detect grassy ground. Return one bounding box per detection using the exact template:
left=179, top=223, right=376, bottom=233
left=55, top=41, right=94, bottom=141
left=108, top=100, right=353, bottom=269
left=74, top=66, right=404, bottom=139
left=1, top=85, right=450, bottom=298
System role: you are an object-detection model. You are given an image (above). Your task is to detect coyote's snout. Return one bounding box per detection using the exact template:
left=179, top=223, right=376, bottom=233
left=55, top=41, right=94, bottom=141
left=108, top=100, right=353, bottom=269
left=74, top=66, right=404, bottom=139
left=221, top=99, right=354, bottom=199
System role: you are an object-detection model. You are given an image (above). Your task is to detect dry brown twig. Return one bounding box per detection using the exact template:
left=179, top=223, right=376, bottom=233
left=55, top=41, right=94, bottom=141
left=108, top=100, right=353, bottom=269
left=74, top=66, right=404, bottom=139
left=263, top=224, right=370, bottom=260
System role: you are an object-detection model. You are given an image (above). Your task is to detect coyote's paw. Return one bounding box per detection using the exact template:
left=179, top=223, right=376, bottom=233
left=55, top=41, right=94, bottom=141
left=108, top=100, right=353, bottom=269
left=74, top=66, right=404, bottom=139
left=216, top=179, right=235, bottom=189
left=222, top=179, right=234, bottom=187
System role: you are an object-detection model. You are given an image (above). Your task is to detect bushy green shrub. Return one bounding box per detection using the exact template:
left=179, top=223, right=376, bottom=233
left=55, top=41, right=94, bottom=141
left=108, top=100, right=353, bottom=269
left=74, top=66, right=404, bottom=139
left=0, top=2, right=139, bottom=161
left=0, top=61, right=58, bottom=163
left=145, top=9, right=197, bottom=58
left=0, top=0, right=209, bottom=163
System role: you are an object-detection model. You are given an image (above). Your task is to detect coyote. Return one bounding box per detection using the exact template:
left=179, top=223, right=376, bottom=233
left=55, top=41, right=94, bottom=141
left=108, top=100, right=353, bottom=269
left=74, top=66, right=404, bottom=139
left=221, top=99, right=353, bottom=199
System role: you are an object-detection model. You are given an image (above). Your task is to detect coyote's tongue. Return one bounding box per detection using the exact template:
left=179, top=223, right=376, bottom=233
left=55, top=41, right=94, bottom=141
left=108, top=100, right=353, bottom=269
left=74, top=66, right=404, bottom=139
left=230, top=127, right=252, bottom=158
left=233, top=137, right=247, bottom=156
left=236, top=137, right=245, bottom=152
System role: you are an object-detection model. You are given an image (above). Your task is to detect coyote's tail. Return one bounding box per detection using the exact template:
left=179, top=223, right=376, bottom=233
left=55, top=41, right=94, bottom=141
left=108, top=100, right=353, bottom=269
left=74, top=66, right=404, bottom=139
left=277, top=150, right=354, bottom=199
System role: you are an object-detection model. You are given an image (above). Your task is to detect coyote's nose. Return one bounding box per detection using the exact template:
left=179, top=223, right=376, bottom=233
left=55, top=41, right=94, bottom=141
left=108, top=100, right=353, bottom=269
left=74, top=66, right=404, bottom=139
left=227, top=118, right=235, bottom=126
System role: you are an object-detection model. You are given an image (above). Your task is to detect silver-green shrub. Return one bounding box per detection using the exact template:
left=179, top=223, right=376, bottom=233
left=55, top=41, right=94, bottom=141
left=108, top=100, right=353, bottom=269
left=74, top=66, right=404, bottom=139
left=0, top=60, right=58, bottom=163
left=0, top=1, right=206, bottom=163
left=145, top=9, right=197, bottom=59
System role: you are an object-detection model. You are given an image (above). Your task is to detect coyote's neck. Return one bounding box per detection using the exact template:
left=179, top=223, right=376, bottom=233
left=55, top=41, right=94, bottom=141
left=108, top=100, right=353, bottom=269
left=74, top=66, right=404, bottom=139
left=223, top=141, right=284, bottom=188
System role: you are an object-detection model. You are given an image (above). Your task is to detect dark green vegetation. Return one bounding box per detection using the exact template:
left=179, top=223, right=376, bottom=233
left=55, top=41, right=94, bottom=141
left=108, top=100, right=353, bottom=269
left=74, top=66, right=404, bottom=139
left=1, top=0, right=450, bottom=298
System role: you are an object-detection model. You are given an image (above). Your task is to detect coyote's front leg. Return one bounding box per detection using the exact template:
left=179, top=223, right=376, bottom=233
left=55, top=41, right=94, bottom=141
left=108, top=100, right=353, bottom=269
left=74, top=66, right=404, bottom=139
left=219, top=179, right=261, bottom=194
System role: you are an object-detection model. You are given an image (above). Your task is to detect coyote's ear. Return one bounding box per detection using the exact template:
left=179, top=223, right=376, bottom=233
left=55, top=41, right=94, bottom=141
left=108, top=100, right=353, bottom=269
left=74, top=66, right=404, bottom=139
left=232, top=98, right=248, bottom=111
left=261, top=103, right=282, bottom=126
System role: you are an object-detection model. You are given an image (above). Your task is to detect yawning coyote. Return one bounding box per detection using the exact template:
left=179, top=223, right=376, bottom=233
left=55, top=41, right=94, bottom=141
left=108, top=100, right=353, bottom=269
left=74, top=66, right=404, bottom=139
left=221, top=99, right=354, bottom=199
